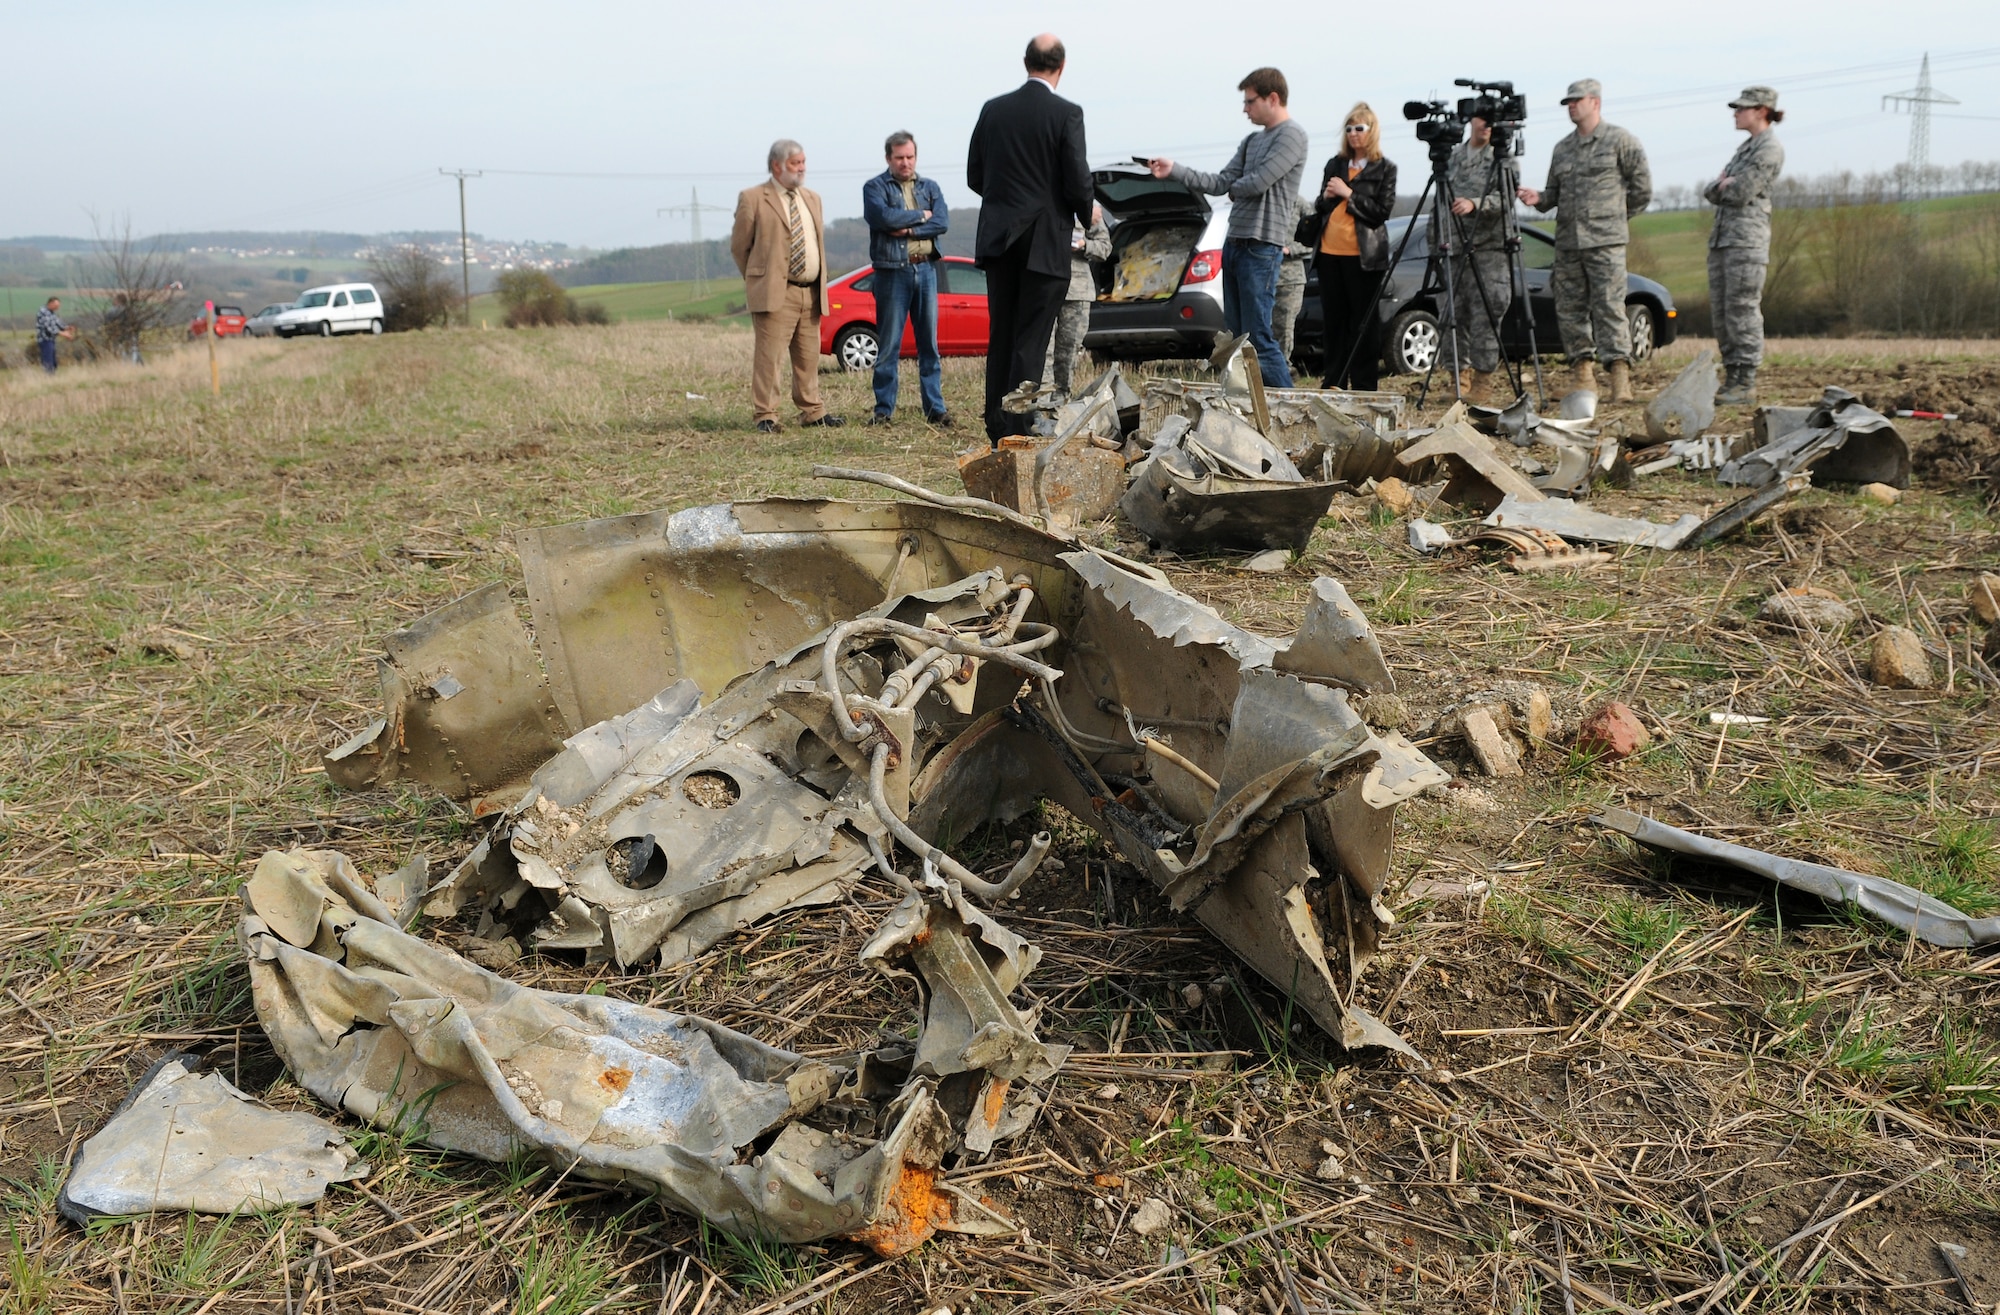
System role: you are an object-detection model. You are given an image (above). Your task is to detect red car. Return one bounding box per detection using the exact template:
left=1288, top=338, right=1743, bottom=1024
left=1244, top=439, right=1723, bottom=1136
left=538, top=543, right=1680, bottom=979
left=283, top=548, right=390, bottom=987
left=188, top=304, right=248, bottom=338
left=819, top=256, right=988, bottom=372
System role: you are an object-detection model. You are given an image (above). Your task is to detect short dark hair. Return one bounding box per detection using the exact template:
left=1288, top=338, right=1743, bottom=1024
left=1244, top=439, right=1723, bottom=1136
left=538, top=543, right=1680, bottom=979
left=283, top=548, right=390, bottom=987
left=1239, top=67, right=1288, bottom=106
left=1024, top=35, right=1065, bottom=75
left=885, top=131, right=916, bottom=158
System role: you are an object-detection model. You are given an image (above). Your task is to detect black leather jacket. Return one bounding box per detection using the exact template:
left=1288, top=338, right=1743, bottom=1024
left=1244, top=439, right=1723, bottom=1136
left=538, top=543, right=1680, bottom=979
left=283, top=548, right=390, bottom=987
left=1306, top=155, right=1399, bottom=271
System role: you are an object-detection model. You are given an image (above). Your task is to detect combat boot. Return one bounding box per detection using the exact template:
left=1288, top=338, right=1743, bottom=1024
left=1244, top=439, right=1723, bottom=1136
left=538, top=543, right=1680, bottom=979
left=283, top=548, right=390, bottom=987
left=1566, top=359, right=1596, bottom=398
left=1607, top=359, right=1635, bottom=404
left=1715, top=366, right=1757, bottom=407
left=1464, top=368, right=1495, bottom=406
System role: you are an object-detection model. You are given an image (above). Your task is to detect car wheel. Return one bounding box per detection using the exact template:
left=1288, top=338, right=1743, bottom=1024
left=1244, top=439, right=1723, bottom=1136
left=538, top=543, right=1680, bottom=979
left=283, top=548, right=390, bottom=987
left=318, top=320, right=333, bottom=338
left=834, top=324, right=879, bottom=373
left=1626, top=302, right=1655, bottom=365
left=1385, top=309, right=1440, bottom=376
left=369, top=318, right=383, bottom=336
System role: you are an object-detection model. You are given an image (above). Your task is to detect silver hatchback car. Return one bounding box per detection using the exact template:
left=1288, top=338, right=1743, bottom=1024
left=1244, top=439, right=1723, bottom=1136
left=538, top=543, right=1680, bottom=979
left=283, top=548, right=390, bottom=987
left=243, top=303, right=292, bottom=338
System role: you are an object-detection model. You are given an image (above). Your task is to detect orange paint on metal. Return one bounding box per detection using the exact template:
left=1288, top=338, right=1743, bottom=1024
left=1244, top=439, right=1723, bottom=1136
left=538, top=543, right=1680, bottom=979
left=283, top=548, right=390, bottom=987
left=842, top=1163, right=954, bottom=1257
left=979, top=1078, right=1011, bottom=1132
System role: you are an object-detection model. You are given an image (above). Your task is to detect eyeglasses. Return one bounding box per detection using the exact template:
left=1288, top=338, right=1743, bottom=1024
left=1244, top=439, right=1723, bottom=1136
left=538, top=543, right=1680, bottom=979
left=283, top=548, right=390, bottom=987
left=1345, top=124, right=1369, bottom=133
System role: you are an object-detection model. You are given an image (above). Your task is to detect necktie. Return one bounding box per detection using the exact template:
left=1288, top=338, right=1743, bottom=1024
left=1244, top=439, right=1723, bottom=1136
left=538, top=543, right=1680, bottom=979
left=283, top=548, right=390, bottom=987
left=785, top=190, right=808, bottom=281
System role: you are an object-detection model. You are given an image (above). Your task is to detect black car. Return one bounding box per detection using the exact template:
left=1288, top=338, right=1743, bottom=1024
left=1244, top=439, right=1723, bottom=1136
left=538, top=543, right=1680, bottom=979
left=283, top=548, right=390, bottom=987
left=1292, top=216, right=1676, bottom=377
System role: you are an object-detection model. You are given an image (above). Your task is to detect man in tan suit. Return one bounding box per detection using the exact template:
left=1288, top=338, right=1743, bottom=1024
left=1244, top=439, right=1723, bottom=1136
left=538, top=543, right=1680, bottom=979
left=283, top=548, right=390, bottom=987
left=731, top=139, right=845, bottom=433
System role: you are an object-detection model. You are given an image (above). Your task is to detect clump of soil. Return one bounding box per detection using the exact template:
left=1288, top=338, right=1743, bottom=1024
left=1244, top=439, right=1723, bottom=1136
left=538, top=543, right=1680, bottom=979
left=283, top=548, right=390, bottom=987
left=1912, top=420, right=2000, bottom=500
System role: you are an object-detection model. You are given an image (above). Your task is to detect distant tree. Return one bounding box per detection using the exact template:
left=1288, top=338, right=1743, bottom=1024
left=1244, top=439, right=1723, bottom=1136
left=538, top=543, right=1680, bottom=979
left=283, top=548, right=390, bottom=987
left=495, top=269, right=607, bottom=327
left=368, top=244, right=458, bottom=331
left=89, top=216, right=186, bottom=361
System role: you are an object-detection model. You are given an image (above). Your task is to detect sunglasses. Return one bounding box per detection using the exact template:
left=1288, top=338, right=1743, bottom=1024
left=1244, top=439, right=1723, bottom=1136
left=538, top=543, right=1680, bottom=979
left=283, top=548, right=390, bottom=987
left=1345, top=124, right=1369, bottom=133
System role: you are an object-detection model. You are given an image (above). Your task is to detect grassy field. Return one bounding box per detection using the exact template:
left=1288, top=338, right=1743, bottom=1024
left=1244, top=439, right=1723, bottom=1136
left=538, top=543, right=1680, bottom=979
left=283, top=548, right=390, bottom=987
left=1628, top=191, right=2000, bottom=326
left=467, top=277, right=756, bottom=326
left=3, top=324, right=1999, bottom=1313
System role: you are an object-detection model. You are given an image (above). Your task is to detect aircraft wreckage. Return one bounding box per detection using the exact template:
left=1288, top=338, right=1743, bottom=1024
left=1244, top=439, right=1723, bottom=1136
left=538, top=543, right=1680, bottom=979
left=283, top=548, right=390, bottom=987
left=275, top=479, right=1442, bottom=1253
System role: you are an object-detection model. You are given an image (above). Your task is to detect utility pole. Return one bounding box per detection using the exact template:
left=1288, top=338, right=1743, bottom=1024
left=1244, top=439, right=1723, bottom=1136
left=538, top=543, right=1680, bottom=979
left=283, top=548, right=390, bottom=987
left=440, top=168, right=483, bottom=324
left=659, top=188, right=729, bottom=302
left=1883, top=54, right=1957, bottom=197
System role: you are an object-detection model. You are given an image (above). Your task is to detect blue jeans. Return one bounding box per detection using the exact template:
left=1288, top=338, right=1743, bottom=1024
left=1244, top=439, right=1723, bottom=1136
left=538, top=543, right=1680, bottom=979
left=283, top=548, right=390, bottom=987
left=38, top=338, right=57, bottom=373
left=870, top=261, right=946, bottom=418
left=1221, top=237, right=1293, bottom=388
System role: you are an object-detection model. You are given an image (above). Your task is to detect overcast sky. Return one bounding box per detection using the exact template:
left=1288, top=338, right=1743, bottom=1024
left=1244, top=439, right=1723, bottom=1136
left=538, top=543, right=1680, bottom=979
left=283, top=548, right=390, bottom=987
left=8, top=2, right=1997, bottom=250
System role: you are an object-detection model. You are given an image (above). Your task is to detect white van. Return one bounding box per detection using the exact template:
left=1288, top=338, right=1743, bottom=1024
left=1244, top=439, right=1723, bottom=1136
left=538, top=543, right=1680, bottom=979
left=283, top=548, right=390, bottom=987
left=272, top=283, right=385, bottom=338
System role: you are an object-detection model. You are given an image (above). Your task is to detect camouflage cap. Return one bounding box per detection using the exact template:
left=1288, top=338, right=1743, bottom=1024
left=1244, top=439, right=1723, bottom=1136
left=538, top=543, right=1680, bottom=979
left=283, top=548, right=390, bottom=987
left=1561, top=78, right=1602, bottom=104
left=1728, top=85, right=1780, bottom=110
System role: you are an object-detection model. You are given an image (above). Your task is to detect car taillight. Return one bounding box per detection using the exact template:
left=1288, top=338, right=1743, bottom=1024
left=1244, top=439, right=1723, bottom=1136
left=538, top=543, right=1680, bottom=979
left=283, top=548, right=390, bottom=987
left=1184, top=249, right=1221, bottom=283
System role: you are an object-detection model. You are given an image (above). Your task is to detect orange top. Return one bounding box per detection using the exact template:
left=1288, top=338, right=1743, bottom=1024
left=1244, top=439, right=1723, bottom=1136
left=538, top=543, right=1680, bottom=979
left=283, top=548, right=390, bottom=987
left=1318, top=161, right=1365, bottom=257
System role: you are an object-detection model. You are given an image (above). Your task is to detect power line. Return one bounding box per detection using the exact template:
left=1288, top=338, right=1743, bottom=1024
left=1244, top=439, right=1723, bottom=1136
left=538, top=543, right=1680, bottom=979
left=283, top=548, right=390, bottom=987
left=1612, top=46, right=2000, bottom=113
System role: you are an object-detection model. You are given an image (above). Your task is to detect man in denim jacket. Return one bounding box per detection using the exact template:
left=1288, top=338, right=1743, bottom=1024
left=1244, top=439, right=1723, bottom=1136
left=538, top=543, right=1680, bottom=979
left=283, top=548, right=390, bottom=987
left=862, top=132, right=952, bottom=425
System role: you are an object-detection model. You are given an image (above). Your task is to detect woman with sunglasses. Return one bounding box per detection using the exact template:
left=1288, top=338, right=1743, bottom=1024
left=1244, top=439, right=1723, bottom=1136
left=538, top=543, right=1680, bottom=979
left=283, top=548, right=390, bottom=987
left=1307, top=104, right=1398, bottom=390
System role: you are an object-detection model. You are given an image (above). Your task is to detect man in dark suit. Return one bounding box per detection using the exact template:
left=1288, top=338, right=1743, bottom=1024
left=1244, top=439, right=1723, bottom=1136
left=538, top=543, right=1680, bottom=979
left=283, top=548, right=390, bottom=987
left=966, top=33, right=1092, bottom=443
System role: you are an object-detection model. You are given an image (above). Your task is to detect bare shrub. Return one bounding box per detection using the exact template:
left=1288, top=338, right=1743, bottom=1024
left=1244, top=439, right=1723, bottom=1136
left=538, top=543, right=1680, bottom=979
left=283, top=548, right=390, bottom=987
left=368, top=245, right=458, bottom=331
left=90, top=216, right=186, bottom=358
left=495, top=269, right=608, bottom=328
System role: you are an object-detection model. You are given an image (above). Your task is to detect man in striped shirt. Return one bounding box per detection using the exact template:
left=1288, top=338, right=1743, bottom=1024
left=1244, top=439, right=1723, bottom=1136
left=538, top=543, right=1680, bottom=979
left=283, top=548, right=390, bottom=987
left=36, top=297, right=76, bottom=373
left=1148, top=67, right=1309, bottom=387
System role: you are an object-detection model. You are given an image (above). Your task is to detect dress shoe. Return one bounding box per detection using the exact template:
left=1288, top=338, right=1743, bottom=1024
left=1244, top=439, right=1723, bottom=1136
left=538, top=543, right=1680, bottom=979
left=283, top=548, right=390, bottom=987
left=802, top=414, right=846, bottom=428
left=924, top=411, right=953, bottom=427
left=755, top=419, right=780, bottom=434
left=866, top=412, right=895, bottom=427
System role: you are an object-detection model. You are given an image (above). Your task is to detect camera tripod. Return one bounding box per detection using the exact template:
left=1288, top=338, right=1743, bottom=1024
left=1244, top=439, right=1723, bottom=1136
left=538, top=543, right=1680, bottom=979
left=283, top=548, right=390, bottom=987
left=1331, top=125, right=1545, bottom=411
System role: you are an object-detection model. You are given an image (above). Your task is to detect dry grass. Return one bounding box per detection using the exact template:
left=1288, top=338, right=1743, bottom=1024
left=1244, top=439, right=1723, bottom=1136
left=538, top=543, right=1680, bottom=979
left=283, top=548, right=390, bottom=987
left=1659, top=334, right=2000, bottom=366
left=3, top=323, right=1999, bottom=1314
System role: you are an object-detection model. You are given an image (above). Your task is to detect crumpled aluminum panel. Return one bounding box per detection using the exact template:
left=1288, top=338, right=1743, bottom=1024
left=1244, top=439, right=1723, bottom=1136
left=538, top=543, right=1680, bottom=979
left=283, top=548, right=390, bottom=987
left=240, top=849, right=1007, bottom=1254
left=1720, top=386, right=1908, bottom=489
left=1121, top=429, right=1336, bottom=554
left=57, top=1055, right=367, bottom=1221
left=1601, top=808, right=2000, bottom=948
left=322, top=581, right=572, bottom=808
left=326, top=496, right=1443, bottom=1062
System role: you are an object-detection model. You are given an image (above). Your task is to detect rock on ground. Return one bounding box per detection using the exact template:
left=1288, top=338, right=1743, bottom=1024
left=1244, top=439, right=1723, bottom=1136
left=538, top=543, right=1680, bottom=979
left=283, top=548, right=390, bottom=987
left=1463, top=707, right=1523, bottom=777
left=1859, top=482, right=1901, bottom=505
left=1353, top=691, right=1411, bottom=730
left=1870, top=625, right=1933, bottom=689
left=1971, top=573, right=2000, bottom=626
left=1374, top=477, right=1414, bottom=515
left=1758, top=587, right=1857, bottom=633
left=1243, top=549, right=1290, bottom=573
left=1576, top=702, right=1652, bottom=761
left=1130, top=1197, right=1173, bottom=1236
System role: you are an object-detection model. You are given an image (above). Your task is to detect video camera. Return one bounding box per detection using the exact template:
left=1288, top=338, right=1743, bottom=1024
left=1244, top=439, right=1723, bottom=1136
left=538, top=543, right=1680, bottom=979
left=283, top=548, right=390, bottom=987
left=1453, top=79, right=1528, bottom=131
left=1403, top=98, right=1461, bottom=148
left=1403, top=79, right=1529, bottom=157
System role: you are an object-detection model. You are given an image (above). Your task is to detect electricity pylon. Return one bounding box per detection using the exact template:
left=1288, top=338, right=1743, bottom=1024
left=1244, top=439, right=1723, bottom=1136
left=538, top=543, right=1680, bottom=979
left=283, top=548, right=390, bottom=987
left=1882, top=53, right=1958, bottom=195
left=659, top=189, right=731, bottom=300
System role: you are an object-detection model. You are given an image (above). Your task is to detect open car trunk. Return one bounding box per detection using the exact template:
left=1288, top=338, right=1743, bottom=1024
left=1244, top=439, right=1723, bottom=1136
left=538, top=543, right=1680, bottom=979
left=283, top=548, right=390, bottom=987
left=1094, top=164, right=1212, bottom=304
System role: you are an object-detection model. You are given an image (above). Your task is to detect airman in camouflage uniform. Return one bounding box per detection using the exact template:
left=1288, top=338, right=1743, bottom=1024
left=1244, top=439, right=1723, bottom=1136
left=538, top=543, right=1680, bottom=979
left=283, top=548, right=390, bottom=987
left=1705, top=86, right=1786, bottom=405
left=1272, top=193, right=1312, bottom=362
left=1443, top=117, right=1514, bottom=403
left=1518, top=79, right=1651, bottom=402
